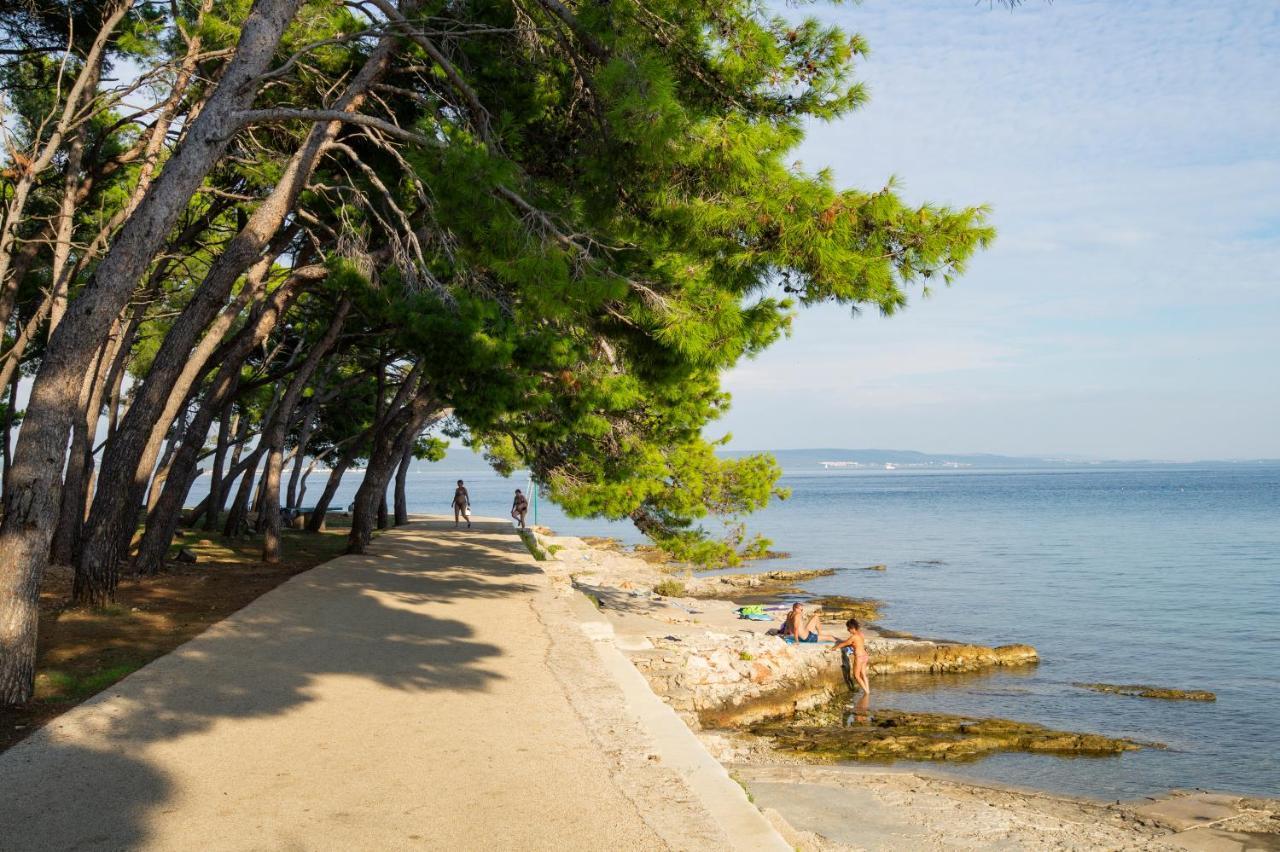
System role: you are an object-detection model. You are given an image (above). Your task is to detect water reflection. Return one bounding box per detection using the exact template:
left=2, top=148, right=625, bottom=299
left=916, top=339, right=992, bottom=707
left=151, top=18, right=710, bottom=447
left=843, top=692, right=872, bottom=727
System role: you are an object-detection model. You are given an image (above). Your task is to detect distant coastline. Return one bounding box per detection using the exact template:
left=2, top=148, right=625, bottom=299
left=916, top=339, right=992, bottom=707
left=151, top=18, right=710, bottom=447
left=721, top=447, right=1280, bottom=471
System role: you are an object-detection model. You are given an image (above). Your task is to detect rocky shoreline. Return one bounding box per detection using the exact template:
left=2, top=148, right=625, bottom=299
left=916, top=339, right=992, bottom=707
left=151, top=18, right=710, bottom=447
left=531, top=530, right=1280, bottom=850
left=542, top=534, right=1040, bottom=726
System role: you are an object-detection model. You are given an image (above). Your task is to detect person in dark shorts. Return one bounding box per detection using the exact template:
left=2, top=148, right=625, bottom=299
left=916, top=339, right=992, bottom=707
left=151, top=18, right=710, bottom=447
left=831, top=618, right=872, bottom=695
left=511, top=489, right=529, bottom=529
left=779, top=603, right=833, bottom=644
left=452, top=480, right=471, bottom=528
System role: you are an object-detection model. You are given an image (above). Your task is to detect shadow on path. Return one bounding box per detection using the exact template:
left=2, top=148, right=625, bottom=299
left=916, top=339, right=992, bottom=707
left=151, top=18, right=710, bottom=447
left=0, top=520, right=533, bottom=849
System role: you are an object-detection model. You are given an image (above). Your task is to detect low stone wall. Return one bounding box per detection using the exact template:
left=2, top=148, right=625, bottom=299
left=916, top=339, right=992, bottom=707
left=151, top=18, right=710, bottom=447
left=627, top=630, right=1037, bottom=728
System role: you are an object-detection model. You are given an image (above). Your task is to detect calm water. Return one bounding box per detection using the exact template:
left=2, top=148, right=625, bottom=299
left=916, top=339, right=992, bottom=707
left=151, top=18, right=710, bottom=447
left=193, top=461, right=1280, bottom=800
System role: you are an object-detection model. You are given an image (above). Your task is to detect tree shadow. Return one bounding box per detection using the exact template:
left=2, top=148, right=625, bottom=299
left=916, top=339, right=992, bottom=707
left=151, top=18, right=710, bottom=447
left=0, top=520, right=536, bottom=848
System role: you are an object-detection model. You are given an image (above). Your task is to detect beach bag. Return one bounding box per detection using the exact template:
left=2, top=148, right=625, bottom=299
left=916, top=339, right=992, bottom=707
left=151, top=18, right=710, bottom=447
left=737, top=605, right=773, bottom=621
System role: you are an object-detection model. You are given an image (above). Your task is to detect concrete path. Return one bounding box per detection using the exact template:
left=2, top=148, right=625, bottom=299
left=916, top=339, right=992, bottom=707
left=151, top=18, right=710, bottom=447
left=0, top=519, right=784, bottom=850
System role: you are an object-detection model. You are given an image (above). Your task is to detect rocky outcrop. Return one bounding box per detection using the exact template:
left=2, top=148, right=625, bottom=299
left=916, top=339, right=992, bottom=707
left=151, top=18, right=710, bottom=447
left=628, top=632, right=1038, bottom=728
left=686, top=569, right=838, bottom=601
left=1074, top=682, right=1216, bottom=701
left=750, top=703, right=1150, bottom=762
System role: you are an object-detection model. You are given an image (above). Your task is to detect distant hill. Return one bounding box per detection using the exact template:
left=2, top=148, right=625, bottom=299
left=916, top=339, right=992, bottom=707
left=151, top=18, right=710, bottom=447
left=721, top=448, right=1280, bottom=471
left=412, top=445, right=1280, bottom=474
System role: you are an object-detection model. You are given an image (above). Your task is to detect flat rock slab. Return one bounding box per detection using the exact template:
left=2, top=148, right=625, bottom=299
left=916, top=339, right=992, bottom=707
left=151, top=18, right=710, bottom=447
left=1135, top=793, right=1270, bottom=832
left=745, top=780, right=930, bottom=850
left=1163, top=829, right=1280, bottom=852
left=0, top=520, right=720, bottom=850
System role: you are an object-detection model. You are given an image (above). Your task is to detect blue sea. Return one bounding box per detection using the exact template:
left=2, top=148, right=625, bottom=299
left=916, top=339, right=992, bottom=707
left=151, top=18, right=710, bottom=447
left=192, top=460, right=1280, bottom=800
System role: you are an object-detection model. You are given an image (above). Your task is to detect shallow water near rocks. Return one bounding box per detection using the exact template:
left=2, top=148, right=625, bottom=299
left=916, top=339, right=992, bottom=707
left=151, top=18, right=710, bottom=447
left=563, top=463, right=1280, bottom=800
left=191, top=460, right=1280, bottom=800
left=712, top=465, right=1280, bottom=801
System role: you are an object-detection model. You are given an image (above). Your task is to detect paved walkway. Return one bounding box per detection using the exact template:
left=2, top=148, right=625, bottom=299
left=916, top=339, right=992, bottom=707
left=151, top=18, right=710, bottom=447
left=0, top=519, right=781, bottom=850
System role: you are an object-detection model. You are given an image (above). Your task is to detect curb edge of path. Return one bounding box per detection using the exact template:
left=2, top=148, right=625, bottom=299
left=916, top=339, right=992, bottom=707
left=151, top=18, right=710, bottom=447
left=563, top=588, right=792, bottom=852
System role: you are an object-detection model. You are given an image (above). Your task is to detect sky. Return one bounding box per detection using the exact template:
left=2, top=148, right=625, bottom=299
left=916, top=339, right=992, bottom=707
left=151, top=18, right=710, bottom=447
left=716, top=0, right=1280, bottom=461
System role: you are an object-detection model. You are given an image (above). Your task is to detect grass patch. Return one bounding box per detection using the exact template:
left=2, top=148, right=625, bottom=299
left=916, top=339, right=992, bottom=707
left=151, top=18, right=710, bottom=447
left=653, top=578, right=686, bottom=597
left=171, top=525, right=348, bottom=569
left=518, top=530, right=548, bottom=560
left=729, top=771, right=755, bottom=804
left=36, top=662, right=145, bottom=702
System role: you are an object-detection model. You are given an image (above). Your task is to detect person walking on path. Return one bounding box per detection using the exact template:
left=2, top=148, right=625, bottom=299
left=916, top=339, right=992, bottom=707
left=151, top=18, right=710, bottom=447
left=511, top=489, right=529, bottom=529
left=452, top=480, right=471, bottom=528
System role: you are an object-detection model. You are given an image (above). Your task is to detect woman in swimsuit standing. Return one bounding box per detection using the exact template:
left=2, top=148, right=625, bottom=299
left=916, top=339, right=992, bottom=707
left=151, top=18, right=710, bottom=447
left=831, top=618, right=871, bottom=695
left=452, top=479, right=471, bottom=528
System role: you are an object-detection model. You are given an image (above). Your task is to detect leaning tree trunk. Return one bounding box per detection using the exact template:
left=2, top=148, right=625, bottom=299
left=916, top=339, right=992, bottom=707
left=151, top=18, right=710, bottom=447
left=0, top=379, right=15, bottom=495
left=348, top=392, right=440, bottom=554
left=146, top=422, right=183, bottom=517
left=223, top=448, right=266, bottom=540
left=76, top=32, right=396, bottom=605
left=306, top=457, right=351, bottom=532
left=0, top=0, right=306, bottom=702
left=135, top=284, right=297, bottom=571
left=285, top=399, right=318, bottom=509
left=393, top=438, right=415, bottom=526
left=261, top=300, right=350, bottom=563
left=203, top=400, right=236, bottom=531
left=134, top=389, right=232, bottom=574
left=207, top=407, right=249, bottom=530
left=51, top=323, right=124, bottom=565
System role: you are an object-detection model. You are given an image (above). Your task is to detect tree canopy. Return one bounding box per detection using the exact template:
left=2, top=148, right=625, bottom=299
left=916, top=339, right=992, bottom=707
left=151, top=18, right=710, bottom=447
left=0, top=0, right=993, bottom=705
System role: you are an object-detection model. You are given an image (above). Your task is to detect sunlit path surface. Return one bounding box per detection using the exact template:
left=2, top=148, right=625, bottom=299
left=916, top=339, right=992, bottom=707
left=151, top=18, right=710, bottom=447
left=0, top=519, right=730, bottom=850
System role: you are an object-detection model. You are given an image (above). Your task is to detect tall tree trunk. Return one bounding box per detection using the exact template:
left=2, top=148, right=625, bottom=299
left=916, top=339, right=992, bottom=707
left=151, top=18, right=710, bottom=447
left=285, top=400, right=318, bottom=509
left=51, top=321, right=124, bottom=565
left=46, top=69, right=98, bottom=339
left=348, top=391, right=440, bottom=554
left=0, top=0, right=307, bottom=704
left=223, top=447, right=266, bottom=540
left=296, top=456, right=322, bottom=509
left=135, top=384, right=245, bottom=574
left=206, top=409, right=248, bottom=530
left=261, top=300, right=349, bottom=563
left=77, top=32, right=397, bottom=604
left=204, top=402, right=236, bottom=532
left=0, top=379, right=15, bottom=495
left=146, top=423, right=183, bottom=518
left=305, top=457, right=351, bottom=532
left=394, top=438, right=415, bottom=525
